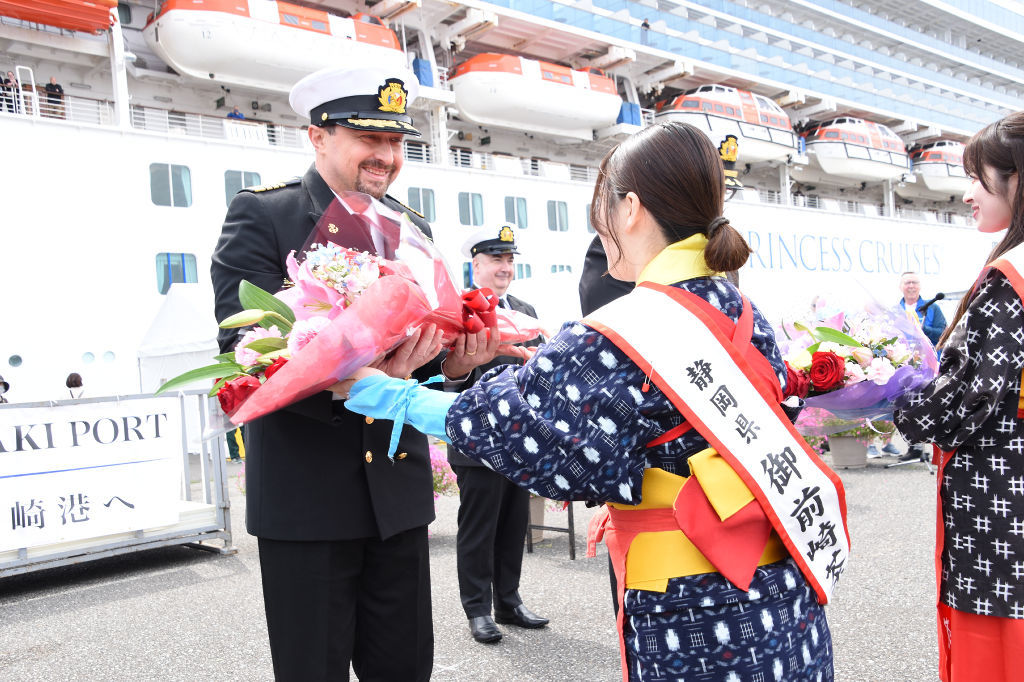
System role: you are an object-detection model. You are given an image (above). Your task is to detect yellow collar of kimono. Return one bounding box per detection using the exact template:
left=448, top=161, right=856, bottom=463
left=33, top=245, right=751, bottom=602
left=636, top=234, right=718, bottom=286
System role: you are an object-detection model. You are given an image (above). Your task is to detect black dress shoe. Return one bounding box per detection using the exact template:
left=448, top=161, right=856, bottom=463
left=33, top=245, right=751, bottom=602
left=494, top=604, right=549, bottom=629
left=469, top=616, right=502, bottom=643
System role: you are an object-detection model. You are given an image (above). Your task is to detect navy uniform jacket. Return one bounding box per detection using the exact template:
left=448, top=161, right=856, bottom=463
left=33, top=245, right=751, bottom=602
left=211, top=165, right=439, bottom=541
left=447, top=293, right=540, bottom=468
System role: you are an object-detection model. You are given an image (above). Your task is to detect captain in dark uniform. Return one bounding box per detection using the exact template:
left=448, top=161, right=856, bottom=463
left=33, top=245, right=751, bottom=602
left=446, top=224, right=549, bottom=643
left=211, top=65, right=488, bottom=681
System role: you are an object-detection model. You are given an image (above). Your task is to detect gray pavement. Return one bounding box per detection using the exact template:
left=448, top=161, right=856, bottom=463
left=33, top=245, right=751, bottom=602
left=0, top=455, right=939, bottom=681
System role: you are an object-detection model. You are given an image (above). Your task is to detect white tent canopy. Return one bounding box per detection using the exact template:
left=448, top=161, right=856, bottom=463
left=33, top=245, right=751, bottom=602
left=138, top=283, right=219, bottom=393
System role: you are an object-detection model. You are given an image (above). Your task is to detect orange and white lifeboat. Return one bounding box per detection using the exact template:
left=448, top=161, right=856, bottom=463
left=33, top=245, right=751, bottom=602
left=896, top=140, right=970, bottom=201
left=448, top=53, right=622, bottom=140
left=143, top=1, right=407, bottom=92
left=0, top=0, right=117, bottom=33
left=654, top=84, right=796, bottom=163
left=794, top=116, right=909, bottom=183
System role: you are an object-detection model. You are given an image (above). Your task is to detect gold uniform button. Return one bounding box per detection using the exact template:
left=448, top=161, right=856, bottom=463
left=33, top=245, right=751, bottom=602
left=364, top=451, right=373, bottom=463
left=365, top=417, right=374, bottom=425
left=397, top=452, right=408, bottom=460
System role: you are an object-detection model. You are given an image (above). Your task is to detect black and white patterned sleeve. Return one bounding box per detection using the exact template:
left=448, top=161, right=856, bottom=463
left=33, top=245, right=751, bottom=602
left=895, top=271, right=1024, bottom=451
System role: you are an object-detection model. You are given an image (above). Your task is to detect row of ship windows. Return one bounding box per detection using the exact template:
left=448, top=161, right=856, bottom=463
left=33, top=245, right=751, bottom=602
left=150, top=164, right=598, bottom=235
left=155, top=253, right=573, bottom=296
left=407, top=188, right=596, bottom=233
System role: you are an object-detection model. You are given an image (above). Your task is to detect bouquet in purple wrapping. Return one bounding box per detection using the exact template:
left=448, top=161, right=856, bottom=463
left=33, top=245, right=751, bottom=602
left=778, top=302, right=940, bottom=434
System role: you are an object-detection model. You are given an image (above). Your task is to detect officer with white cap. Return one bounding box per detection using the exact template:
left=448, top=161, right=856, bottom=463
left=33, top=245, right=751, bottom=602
left=448, top=224, right=549, bottom=644
left=212, top=65, right=492, bottom=682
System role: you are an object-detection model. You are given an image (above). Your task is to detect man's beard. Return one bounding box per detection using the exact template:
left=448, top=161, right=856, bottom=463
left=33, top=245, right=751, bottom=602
left=355, top=163, right=395, bottom=199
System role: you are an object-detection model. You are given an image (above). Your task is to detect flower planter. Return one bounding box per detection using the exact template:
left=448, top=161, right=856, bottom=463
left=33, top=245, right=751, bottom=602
left=529, top=495, right=545, bottom=543
left=829, top=436, right=867, bottom=469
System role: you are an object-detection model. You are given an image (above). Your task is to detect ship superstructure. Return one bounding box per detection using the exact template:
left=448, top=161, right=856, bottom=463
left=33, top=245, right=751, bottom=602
left=0, top=0, right=1015, bottom=399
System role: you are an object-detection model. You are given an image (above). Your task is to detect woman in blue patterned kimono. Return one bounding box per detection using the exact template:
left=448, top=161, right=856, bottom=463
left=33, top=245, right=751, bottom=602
left=341, top=122, right=836, bottom=681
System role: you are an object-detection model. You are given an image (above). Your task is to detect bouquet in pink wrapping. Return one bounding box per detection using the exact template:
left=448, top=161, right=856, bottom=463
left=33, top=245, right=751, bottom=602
left=156, top=192, right=542, bottom=426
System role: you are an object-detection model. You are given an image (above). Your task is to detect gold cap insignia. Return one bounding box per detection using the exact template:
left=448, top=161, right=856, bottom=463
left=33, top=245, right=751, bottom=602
left=328, top=223, right=338, bottom=234
left=718, top=135, right=739, bottom=163
left=377, top=79, right=408, bottom=114
left=321, top=112, right=329, bottom=122
left=499, top=225, right=515, bottom=242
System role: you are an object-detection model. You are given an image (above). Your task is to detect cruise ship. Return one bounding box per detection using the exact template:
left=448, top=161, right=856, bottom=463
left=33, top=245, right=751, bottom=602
left=0, top=0, right=1017, bottom=400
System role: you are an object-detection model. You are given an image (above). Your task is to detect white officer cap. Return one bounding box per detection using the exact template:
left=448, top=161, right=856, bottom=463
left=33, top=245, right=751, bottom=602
left=461, top=224, right=521, bottom=259
left=289, top=65, right=421, bottom=136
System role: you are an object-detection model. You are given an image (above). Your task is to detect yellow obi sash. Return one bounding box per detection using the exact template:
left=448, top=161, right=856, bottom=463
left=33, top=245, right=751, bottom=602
left=607, top=451, right=788, bottom=591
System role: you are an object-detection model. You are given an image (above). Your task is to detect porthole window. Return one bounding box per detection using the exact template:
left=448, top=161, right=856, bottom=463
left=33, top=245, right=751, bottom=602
left=82, top=352, right=95, bottom=364
left=8, top=355, right=22, bottom=367
left=103, top=351, right=116, bottom=363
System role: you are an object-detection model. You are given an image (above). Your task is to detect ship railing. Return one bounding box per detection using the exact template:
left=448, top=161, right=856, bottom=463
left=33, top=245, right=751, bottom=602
left=641, top=108, right=656, bottom=126
left=128, top=106, right=309, bottom=149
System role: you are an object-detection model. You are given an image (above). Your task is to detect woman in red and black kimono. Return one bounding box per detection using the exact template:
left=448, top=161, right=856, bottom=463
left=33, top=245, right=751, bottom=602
left=895, top=111, right=1024, bottom=682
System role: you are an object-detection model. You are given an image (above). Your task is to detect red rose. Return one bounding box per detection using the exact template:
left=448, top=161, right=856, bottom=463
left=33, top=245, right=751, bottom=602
left=809, top=351, right=845, bottom=391
left=263, top=356, right=288, bottom=379
left=783, top=362, right=810, bottom=399
left=217, top=374, right=261, bottom=414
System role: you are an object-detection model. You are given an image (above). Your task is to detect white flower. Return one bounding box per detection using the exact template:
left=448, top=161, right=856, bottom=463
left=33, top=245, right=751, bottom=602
left=818, top=341, right=851, bottom=357
left=597, top=417, right=617, bottom=434
left=565, top=385, right=580, bottom=401
left=665, top=629, right=680, bottom=652
left=554, top=420, right=570, bottom=432
left=617, top=482, right=632, bottom=501
left=598, top=350, right=617, bottom=368
left=523, top=437, right=539, bottom=453
left=582, top=447, right=600, bottom=462
left=570, top=324, right=587, bottom=335
left=866, top=357, right=896, bottom=385
left=554, top=474, right=569, bottom=489
left=535, top=356, right=554, bottom=372
left=627, top=385, right=644, bottom=404
left=460, top=418, right=473, bottom=436
left=527, top=393, right=541, bottom=408
left=497, top=399, right=510, bottom=416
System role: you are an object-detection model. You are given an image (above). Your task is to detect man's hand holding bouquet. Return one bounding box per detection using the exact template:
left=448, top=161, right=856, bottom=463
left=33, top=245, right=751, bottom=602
left=156, top=192, right=542, bottom=428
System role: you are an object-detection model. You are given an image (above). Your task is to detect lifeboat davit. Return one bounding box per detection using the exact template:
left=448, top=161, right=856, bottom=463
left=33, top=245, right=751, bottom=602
left=793, top=116, right=909, bottom=184
left=448, top=53, right=622, bottom=140
left=895, top=140, right=971, bottom=201
left=143, top=1, right=407, bottom=92
left=654, top=84, right=797, bottom=163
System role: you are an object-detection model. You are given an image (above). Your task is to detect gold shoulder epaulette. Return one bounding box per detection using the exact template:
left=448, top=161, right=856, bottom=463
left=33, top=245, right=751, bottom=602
left=387, top=196, right=425, bottom=220
left=247, top=177, right=301, bottom=193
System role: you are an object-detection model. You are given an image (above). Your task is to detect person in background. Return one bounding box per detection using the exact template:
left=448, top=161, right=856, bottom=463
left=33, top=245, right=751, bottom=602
left=226, top=105, right=246, bottom=120
left=447, top=224, right=547, bottom=644
left=44, top=77, right=64, bottom=118
left=883, top=272, right=949, bottom=460
left=899, top=271, right=947, bottom=347
left=895, top=111, right=1024, bottom=682
left=3, top=71, right=20, bottom=114
left=0, top=375, right=9, bottom=404
left=225, top=426, right=245, bottom=463
left=66, top=372, right=83, bottom=399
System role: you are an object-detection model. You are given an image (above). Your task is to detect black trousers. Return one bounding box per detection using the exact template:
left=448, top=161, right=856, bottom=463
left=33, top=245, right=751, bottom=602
left=453, top=464, right=530, bottom=618
left=257, top=527, right=432, bottom=681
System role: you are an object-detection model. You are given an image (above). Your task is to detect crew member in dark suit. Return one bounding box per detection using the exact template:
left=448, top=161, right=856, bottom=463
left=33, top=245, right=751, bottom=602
left=211, top=65, right=490, bottom=682
left=447, top=224, right=549, bottom=644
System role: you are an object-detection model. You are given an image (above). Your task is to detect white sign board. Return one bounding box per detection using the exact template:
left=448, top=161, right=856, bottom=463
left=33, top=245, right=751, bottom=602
left=0, top=397, right=182, bottom=552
